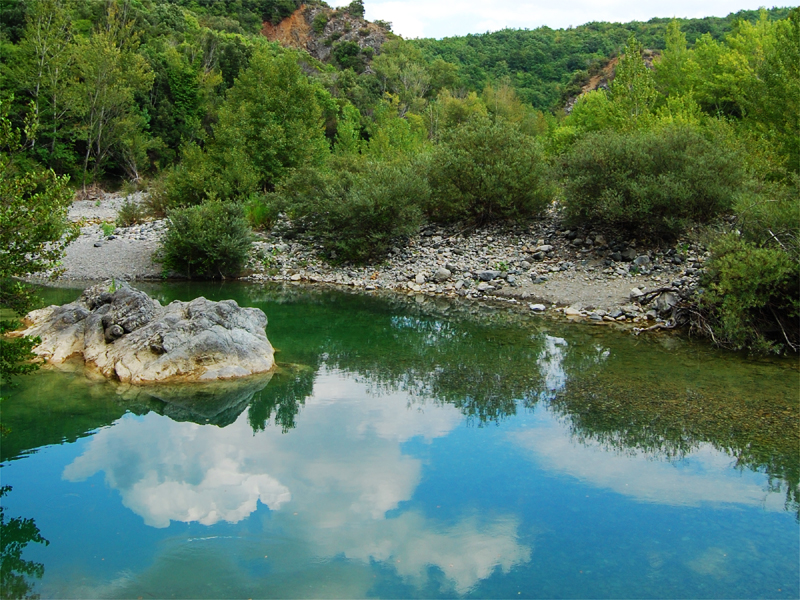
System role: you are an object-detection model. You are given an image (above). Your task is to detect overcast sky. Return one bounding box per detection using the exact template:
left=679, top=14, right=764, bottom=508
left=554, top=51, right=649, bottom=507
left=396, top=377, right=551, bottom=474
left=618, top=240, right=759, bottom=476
left=327, top=1, right=790, bottom=39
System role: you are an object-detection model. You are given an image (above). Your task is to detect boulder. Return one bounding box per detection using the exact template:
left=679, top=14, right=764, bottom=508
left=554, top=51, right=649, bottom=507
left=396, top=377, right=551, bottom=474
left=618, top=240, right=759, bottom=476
left=620, top=248, right=637, bottom=262
left=433, top=267, right=451, bottom=283
left=21, top=282, right=275, bottom=384
left=629, top=287, right=644, bottom=300
left=478, top=270, right=501, bottom=281
left=655, top=291, right=680, bottom=314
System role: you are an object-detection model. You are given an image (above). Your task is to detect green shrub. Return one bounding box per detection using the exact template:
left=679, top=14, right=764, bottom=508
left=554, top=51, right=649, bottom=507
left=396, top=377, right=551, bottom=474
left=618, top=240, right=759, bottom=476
left=158, top=199, right=254, bottom=278
left=734, top=174, right=800, bottom=262
left=333, top=41, right=365, bottom=72
left=561, top=125, right=742, bottom=238
left=245, top=194, right=281, bottom=230
left=427, top=117, right=553, bottom=225
left=312, top=12, right=329, bottom=34
left=281, top=159, right=427, bottom=263
left=697, top=174, right=800, bottom=354
left=116, top=199, right=146, bottom=227
left=700, top=234, right=799, bottom=353
left=158, top=143, right=260, bottom=208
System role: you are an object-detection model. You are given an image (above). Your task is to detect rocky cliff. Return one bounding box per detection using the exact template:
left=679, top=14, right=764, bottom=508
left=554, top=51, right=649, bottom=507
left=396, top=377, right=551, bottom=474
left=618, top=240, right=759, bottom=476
left=262, top=4, right=390, bottom=64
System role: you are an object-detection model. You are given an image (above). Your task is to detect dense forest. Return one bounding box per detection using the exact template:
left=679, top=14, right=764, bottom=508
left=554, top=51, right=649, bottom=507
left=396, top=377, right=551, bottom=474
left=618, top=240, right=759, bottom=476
left=1, top=0, right=798, bottom=355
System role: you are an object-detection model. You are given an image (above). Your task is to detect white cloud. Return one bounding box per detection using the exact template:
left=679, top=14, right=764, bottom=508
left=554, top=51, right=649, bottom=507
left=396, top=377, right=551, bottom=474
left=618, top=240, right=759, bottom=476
left=63, top=416, right=291, bottom=528
left=512, top=415, right=787, bottom=511
left=63, top=371, right=530, bottom=594
left=330, top=0, right=781, bottom=38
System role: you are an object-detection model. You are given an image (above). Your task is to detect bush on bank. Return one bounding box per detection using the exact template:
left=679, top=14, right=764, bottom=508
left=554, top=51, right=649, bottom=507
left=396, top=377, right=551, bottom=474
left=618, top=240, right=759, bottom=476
left=561, top=125, right=743, bottom=239
left=427, top=117, right=553, bottom=225
left=158, top=199, right=253, bottom=279
left=700, top=234, right=799, bottom=353
left=698, top=176, right=800, bottom=354
left=280, top=158, right=428, bottom=264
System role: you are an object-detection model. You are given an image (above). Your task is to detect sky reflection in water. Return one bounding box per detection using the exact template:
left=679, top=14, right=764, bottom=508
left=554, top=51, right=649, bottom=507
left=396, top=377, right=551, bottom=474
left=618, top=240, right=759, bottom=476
left=2, top=284, right=797, bottom=598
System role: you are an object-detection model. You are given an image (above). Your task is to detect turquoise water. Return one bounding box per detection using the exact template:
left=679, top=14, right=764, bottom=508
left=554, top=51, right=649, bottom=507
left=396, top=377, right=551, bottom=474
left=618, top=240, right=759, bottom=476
left=2, top=283, right=798, bottom=599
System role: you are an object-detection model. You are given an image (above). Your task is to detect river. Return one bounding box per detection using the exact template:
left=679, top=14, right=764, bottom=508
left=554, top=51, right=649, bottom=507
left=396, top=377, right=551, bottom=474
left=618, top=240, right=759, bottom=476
left=2, top=283, right=797, bottom=599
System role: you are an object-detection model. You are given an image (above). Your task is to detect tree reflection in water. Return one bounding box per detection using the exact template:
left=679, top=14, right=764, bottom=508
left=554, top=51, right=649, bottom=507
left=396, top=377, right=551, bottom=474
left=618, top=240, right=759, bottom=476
left=234, top=287, right=799, bottom=518
left=0, top=486, right=49, bottom=600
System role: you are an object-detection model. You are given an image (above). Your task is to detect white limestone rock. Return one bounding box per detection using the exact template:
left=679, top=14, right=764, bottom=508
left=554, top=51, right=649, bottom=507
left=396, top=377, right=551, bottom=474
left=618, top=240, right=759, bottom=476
left=22, top=282, right=274, bottom=384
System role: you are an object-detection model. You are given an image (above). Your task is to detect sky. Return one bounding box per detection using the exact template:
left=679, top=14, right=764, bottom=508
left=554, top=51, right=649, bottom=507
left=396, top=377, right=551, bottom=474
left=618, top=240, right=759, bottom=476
left=327, top=0, right=790, bottom=39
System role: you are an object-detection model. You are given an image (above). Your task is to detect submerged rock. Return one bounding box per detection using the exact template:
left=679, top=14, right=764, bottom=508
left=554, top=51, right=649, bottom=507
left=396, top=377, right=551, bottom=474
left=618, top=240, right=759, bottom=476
left=22, top=281, right=274, bottom=384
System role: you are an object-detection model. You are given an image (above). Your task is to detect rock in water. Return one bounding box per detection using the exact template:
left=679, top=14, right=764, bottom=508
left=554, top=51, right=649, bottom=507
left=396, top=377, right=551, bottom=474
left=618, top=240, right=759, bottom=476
left=21, top=281, right=274, bottom=383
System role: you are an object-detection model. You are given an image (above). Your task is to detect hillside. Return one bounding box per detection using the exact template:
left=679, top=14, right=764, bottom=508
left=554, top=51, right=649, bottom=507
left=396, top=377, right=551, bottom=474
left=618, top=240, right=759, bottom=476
left=411, top=7, right=794, bottom=109
left=1, top=0, right=797, bottom=354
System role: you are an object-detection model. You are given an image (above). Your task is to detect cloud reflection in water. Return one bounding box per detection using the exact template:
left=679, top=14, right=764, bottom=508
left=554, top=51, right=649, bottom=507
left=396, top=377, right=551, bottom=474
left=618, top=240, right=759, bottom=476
left=63, top=368, right=532, bottom=593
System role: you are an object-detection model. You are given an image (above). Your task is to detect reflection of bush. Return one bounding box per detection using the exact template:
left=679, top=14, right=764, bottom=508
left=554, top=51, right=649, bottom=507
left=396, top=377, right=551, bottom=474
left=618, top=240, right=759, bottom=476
left=248, top=368, right=316, bottom=433
left=549, top=374, right=799, bottom=519
left=323, top=312, right=548, bottom=424
left=0, top=486, right=49, bottom=600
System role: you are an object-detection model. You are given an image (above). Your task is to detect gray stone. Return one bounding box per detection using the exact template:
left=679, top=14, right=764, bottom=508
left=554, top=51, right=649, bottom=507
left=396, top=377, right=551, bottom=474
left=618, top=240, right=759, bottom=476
left=655, top=291, right=679, bottom=314
left=629, top=287, right=644, bottom=300
left=478, top=270, right=501, bottom=281
left=476, top=282, right=494, bottom=292
left=609, top=308, right=624, bottom=319
left=611, top=251, right=623, bottom=262
left=415, top=273, right=426, bottom=285
left=536, top=245, right=553, bottom=253
left=633, top=255, right=651, bottom=268
left=433, top=267, right=451, bottom=283
left=620, top=248, right=637, bottom=262
left=520, top=260, right=532, bottom=270
left=529, top=304, right=546, bottom=312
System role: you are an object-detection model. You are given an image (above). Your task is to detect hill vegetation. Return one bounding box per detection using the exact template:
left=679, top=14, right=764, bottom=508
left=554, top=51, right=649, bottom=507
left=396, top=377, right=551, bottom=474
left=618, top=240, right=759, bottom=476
left=0, top=0, right=797, bottom=355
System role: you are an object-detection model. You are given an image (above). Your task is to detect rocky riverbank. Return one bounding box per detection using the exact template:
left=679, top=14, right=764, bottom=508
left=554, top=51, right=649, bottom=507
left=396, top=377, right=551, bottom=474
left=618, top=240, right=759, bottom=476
left=37, top=192, right=709, bottom=327
left=245, top=214, right=707, bottom=326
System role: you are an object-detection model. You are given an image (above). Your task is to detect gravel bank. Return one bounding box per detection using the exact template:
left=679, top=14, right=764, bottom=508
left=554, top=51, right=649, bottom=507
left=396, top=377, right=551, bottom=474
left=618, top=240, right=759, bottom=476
left=245, top=212, right=707, bottom=325
left=37, top=192, right=708, bottom=326
left=31, top=192, right=165, bottom=282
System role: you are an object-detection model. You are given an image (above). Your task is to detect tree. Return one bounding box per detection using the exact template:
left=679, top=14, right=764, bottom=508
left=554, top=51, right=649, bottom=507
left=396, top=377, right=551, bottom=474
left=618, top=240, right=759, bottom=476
left=0, top=100, right=77, bottom=391
left=654, top=20, right=692, bottom=97
left=607, top=35, right=658, bottom=126
left=372, top=40, right=432, bottom=114
left=15, top=0, right=75, bottom=168
left=0, top=486, right=50, bottom=600
left=207, top=47, right=330, bottom=192
left=70, top=1, right=153, bottom=189
left=346, top=0, right=365, bottom=18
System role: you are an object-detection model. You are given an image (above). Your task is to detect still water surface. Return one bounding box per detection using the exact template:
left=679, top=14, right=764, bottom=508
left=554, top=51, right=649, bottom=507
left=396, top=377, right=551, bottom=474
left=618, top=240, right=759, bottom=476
left=2, top=283, right=798, bottom=599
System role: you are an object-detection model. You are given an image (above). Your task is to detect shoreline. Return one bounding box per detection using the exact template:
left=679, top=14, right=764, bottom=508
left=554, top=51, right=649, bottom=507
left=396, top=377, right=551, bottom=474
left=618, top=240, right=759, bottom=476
left=33, top=192, right=708, bottom=329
